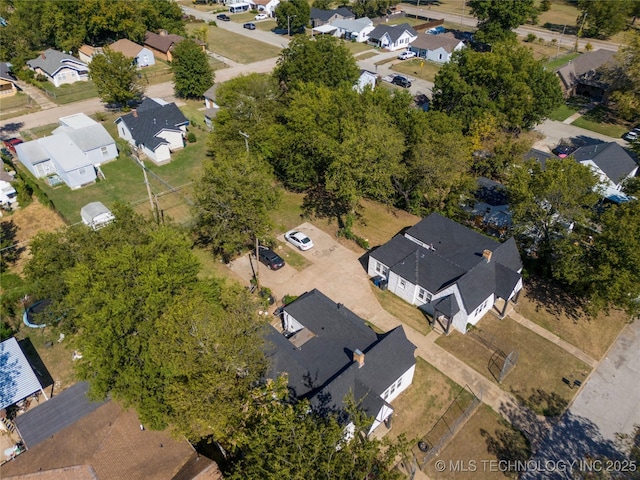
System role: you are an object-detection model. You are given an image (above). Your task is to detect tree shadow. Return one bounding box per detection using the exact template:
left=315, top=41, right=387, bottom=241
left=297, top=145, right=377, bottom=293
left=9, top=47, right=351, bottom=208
left=511, top=387, right=569, bottom=418
left=523, top=275, right=587, bottom=322
left=542, top=23, right=578, bottom=36
left=17, top=337, right=54, bottom=392
left=1, top=219, right=25, bottom=269
left=481, top=420, right=532, bottom=464
left=0, top=122, right=24, bottom=135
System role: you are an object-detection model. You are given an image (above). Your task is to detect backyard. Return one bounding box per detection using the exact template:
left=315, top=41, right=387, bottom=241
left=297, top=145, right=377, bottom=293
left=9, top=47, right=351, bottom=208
left=186, top=23, right=282, bottom=63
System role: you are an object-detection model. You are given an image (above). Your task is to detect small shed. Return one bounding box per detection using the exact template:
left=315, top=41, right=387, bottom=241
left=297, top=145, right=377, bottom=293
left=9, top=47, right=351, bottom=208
left=0, top=337, right=48, bottom=412
left=80, top=202, right=114, bottom=230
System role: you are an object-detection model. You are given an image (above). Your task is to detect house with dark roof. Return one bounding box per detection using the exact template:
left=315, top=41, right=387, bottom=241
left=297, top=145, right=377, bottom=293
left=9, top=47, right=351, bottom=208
left=109, top=38, right=155, bottom=67
left=144, top=30, right=205, bottom=62
left=15, top=113, right=118, bottom=189
left=310, top=7, right=355, bottom=28
left=115, top=98, right=189, bottom=164
left=2, top=382, right=221, bottom=480
left=368, top=214, right=523, bottom=334
left=409, top=31, right=464, bottom=63
left=555, top=49, right=616, bottom=100
left=26, top=49, right=89, bottom=87
left=266, top=289, right=416, bottom=435
left=0, top=62, right=19, bottom=97
left=368, top=23, right=417, bottom=51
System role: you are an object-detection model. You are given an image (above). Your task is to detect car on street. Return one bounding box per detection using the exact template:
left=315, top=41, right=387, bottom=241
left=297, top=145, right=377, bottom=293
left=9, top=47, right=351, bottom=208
left=284, top=230, right=314, bottom=251
left=255, top=246, right=285, bottom=270
left=623, top=130, right=639, bottom=142
left=2, top=138, right=23, bottom=153
left=255, top=13, right=268, bottom=20
left=553, top=144, right=577, bottom=158
left=217, top=13, right=230, bottom=21
left=391, top=75, right=411, bottom=88
left=398, top=50, right=416, bottom=60
left=243, top=22, right=256, bottom=30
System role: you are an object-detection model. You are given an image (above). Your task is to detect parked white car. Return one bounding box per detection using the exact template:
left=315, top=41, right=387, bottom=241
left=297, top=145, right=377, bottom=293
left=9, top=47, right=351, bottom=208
left=284, top=230, right=314, bottom=251
left=398, top=50, right=416, bottom=60
left=255, top=13, right=268, bottom=20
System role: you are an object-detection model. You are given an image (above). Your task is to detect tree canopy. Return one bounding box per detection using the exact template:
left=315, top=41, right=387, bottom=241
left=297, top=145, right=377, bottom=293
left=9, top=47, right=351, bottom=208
left=577, top=0, right=633, bottom=39
left=89, top=47, right=145, bottom=107
left=274, top=0, right=310, bottom=35
left=171, top=39, right=214, bottom=99
left=603, top=32, right=640, bottom=121
left=469, top=0, right=535, bottom=44
left=350, top=0, right=400, bottom=19
left=432, top=43, right=562, bottom=131
left=274, top=35, right=360, bottom=90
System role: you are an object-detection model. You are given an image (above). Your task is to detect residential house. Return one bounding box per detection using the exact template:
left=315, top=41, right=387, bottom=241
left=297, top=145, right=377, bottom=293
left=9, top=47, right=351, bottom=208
left=266, top=289, right=416, bottom=435
left=310, top=7, right=355, bottom=28
left=115, top=97, right=189, bottom=164
left=254, top=0, right=280, bottom=16
left=0, top=62, right=19, bottom=97
left=0, top=179, right=18, bottom=209
left=0, top=337, right=49, bottom=413
left=467, top=177, right=511, bottom=238
left=144, top=30, right=205, bottom=62
left=368, top=213, right=523, bottom=334
left=555, top=49, right=616, bottom=100
left=81, top=202, right=115, bottom=230
left=15, top=113, right=117, bottom=189
left=354, top=70, right=378, bottom=93
left=26, top=49, right=89, bottom=87
left=368, top=24, right=417, bottom=51
left=330, top=17, right=375, bottom=42
left=77, top=44, right=103, bottom=64
left=203, top=85, right=219, bottom=131
left=2, top=382, right=221, bottom=479
left=108, top=38, right=155, bottom=67
left=226, top=0, right=252, bottom=13
left=409, top=31, right=464, bottom=63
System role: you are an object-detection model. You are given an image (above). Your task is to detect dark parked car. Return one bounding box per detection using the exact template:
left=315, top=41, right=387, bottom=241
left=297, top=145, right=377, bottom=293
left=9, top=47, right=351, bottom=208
left=391, top=75, right=411, bottom=88
left=217, top=13, right=230, bottom=21
left=255, top=246, right=285, bottom=270
left=243, top=22, right=256, bottom=30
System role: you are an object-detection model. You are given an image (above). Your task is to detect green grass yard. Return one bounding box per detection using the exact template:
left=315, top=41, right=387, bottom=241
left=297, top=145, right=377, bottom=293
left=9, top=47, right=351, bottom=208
left=547, top=103, right=578, bottom=122
left=40, top=80, right=99, bottom=105
left=391, top=58, right=442, bottom=82
left=543, top=52, right=580, bottom=70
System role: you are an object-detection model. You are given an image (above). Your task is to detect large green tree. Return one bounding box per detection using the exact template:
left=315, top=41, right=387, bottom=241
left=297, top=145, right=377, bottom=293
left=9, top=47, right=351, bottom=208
left=274, top=0, right=310, bottom=35
left=192, top=153, right=280, bottom=261
left=506, top=158, right=600, bottom=276
left=468, top=0, right=535, bottom=44
left=89, top=47, right=145, bottom=107
left=24, top=206, right=268, bottom=447
left=171, top=38, right=214, bottom=98
left=432, top=43, right=562, bottom=131
left=350, top=0, right=400, bottom=18
left=577, top=0, right=633, bottom=39
left=603, top=32, right=640, bottom=121
left=274, top=35, right=360, bottom=90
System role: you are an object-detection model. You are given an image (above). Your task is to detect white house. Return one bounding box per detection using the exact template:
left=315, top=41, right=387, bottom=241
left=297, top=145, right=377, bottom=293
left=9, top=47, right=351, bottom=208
left=81, top=202, right=115, bottom=230
left=26, top=49, right=89, bottom=87
left=115, top=98, right=189, bottom=165
left=15, top=113, right=117, bottom=190
left=354, top=70, right=377, bottom=93
left=254, top=0, right=279, bottom=16
left=108, top=38, right=155, bottom=68
left=267, top=289, right=416, bottom=435
left=368, top=213, right=523, bottom=334
left=330, top=17, right=375, bottom=43
left=409, top=31, right=464, bottom=63
left=368, top=23, right=417, bottom=51
left=0, top=179, right=17, bottom=208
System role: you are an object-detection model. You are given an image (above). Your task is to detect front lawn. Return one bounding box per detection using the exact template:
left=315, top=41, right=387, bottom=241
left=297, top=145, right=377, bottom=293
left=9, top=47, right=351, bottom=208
left=370, top=286, right=431, bottom=335
left=344, top=41, right=374, bottom=55
left=391, top=58, right=442, bottom=82
left=547, top=103, right=578, bottom=122
left=0, top=93, right=39, bottom=120
left=39, top=80, right=99, bottom=105
left=544, top=52, right=580, bottom=70
left=436, top=315, right=591, bottom=415
left=571, top=106, right=628, bottom=138
left=186, top=23, right=282, bottom=63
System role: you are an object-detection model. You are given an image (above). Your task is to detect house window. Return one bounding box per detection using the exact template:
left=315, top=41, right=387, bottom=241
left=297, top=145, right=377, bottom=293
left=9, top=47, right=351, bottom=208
left=418, top=288, right=432, bottom=303
left=101, top=146, right=109, bottom=157
left=383, top=391, right=389, bottom=400
left=375, top=261, right=388, bottom=276
left=399, top=279, right=406, bottom=289
left=439, top=53, right=443, bottom=60
left=59, top=72, right=67, bottom=81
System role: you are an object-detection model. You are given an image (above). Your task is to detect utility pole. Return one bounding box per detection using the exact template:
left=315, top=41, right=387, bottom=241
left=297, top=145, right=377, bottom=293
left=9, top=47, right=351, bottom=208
left=239, top=130, right=249, bottom=152
left=287, top=14, right=297, bottom=36
left=556, top=24, right=567, bottom=59
left=135, top=151, right=158, bottom=224
left=238, top=130, right=259, bottom=290
left=575, top=12, right=587, bottom=53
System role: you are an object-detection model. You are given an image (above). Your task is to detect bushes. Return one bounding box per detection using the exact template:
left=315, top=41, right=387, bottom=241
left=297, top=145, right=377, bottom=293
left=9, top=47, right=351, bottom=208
left=187, top=132, right=197, bottom=143
left=525, top=33, right=536, bottom=43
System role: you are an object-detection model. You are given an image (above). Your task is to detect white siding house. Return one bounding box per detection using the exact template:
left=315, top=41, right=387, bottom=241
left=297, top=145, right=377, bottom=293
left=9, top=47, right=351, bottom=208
left=409, top=32, right=464, bottom=63
left=368, top=24, right=417, bottom=51
left=26, top=49, right=89, bottom=87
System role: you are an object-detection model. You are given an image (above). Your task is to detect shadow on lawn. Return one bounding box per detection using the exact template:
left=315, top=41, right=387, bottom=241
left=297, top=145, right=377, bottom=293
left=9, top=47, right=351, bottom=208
left=523, top=276, right=586, bottom=323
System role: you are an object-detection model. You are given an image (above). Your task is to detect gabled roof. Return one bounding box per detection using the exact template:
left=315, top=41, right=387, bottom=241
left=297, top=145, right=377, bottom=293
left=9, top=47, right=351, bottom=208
left=109, top=38, right=144, bottom=58
left=0, top=62, right=17, bottom=83
left=556, top=49, right=616, bottom=90
left=52, top=124, right=115, bottom=152
left=266, top=290, right=415, bottom=415
left=572, top=142, right=638, bottom=184
left=310, top=7, right=354, bottom=22
left=115, top=98, right=188, bottom=150
left=410, top=31, right=464, bottom=53
left=524, top=148, right=557, bottom=170
left=144, top=31, right=205, bottom=54
left=368, top=23, right=417, bottom=43
left=330, top=17, right=373, bottom=32
left=26, top=49, right=87, bottom=77
left=0, top=337, right=43, bottom=411
left=432, top=294, right=459, bottom=317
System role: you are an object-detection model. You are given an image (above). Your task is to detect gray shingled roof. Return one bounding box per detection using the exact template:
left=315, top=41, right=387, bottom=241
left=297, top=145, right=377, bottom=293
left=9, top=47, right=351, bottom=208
left=0, top=62, right=16, bottom=83
left=432, top=294, right=459, bottom=317
left=410, top=31, right=463, bottom=53
left=26, top=49, right=87, bottom=77
left=115, top=98, right=188, bottom=150
left=369, top=23, right=417, bottom=43
left=310, top=7, right=354, bottom=22
left=572, top=142, right=638, bottom=184
left=556, top=49, right=616, bottom=90
left=15, top=382, right=107, bottom=449
left=265, top=290, right=416, bottom=417
left=524, top=148, right=557, bottom=170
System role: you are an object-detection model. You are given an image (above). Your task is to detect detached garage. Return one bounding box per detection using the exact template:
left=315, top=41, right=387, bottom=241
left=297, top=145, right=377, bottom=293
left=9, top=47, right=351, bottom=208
left=80, top=202, right=114, bottom=230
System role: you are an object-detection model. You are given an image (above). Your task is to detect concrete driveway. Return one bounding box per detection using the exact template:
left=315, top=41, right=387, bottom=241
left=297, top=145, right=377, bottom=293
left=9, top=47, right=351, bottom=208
left=228, top=222, right=381, bottom=320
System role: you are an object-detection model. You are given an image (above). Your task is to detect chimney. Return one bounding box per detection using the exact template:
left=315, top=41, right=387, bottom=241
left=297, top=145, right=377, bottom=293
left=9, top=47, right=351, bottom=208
left=159, top=29, right=168, bottom=36
left=482, top=249, right=492, bottom=263
left=132, top=109, right=138, bottom=118
left=41, top=53, right=46, bottom=60
left=353, top=349, right=365, bottom=368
